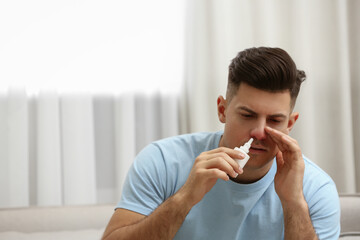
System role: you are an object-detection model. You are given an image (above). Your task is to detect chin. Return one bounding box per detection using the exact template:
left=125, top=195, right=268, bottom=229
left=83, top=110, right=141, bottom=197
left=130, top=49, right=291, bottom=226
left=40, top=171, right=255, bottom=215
left=246, top=155, right=274, bottom=168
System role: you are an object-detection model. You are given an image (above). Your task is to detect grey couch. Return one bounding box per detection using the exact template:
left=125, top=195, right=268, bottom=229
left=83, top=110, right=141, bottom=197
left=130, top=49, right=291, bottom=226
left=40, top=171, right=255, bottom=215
left=340, top=194, right=360, bottom=239
left=0, top=204, right=114, bottom=240
left=0, top=194, right=359, bottom=239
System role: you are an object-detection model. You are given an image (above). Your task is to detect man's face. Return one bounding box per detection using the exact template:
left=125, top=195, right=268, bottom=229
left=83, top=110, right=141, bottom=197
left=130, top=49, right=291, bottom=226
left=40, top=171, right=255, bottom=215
left=218, top=83, right=298, bottom=172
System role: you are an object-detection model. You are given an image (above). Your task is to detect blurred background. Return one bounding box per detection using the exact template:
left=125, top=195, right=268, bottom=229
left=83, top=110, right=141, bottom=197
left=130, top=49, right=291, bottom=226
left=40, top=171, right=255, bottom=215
left=0, top=0, right=359, bottom=208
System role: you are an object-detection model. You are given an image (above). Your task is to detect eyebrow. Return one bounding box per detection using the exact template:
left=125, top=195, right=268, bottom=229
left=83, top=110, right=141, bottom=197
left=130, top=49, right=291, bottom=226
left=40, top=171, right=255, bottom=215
left=237, top=106, right=287, bottom=119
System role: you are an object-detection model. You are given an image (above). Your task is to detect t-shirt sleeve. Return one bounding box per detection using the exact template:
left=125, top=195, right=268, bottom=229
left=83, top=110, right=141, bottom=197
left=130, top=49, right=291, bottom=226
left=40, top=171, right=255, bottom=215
left=307, top=179, right=341, bottom=240
left=116, top=143, right=167, bottom=216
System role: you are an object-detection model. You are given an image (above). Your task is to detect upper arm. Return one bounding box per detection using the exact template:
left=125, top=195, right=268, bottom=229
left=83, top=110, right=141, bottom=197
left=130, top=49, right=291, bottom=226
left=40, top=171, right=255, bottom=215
left=307, top=181, right=340, bottom=239
left=103, top=144, right=168, bottom=239
left=117, top=144, right=168, bottom=215
left=102, top=208, right=146, bottom=240
left=302, top=159, right=341, bottom=239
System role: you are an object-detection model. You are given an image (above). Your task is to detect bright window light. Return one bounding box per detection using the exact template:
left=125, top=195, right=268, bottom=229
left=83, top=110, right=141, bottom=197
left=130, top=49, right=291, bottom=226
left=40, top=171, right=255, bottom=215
left=0, top=0, right=185, bottom=94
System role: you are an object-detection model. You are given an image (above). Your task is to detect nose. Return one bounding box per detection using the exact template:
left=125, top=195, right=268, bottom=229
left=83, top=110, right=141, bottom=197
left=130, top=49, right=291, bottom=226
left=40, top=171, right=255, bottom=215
left=250, top=120, right=267, bottom=140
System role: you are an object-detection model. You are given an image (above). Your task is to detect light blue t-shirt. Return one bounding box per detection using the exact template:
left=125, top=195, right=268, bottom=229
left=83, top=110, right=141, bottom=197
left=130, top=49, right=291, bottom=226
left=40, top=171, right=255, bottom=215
left=117, top=132, right=340, bottom=239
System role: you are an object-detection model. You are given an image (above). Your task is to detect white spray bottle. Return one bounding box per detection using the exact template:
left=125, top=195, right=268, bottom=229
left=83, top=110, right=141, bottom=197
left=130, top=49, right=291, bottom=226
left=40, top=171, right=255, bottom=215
left=234, top=138, right=253, bottom=168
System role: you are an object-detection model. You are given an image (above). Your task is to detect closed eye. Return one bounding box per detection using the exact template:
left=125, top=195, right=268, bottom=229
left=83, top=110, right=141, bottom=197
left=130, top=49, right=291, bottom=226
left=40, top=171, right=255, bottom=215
left=241, top=114, right=254, bottom=118
left=268, top=118, right=281, bottom=123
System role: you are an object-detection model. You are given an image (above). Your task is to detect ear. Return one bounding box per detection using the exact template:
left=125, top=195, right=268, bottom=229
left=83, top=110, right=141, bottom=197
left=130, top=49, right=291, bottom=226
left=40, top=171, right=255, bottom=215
left=217, top=96, right=227, bottom=123
left=287, top=112, right=299, bottom=133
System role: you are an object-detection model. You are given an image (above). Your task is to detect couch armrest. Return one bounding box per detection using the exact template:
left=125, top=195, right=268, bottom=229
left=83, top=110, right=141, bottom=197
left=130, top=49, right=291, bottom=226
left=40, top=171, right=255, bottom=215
left=340, top=193, right=360, bottom=239
left=0, top=204, right=115, bottom=233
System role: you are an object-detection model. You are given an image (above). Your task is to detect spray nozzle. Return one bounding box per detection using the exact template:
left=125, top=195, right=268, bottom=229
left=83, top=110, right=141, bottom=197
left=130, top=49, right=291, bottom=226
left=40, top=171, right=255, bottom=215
left=239, top=138, right=253, bottom=153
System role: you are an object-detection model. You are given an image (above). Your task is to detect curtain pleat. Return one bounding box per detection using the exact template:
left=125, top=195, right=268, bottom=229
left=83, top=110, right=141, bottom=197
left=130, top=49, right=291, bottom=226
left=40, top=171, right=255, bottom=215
left=349, top=0, right=360, bottom=192
left=60, top=95, right=97, bottom=205
left=0, top=90, right=29, bottom=207
left=36, top=92, right=62, bottom=206
left=114, top=93, right=136, bottom=201
left=0, top=94, right=8, bottom=207
left=93, top=96, right=116, bottom=204
left=135, top=94, right=162, bottom=153
left=160, top=94, right=180, bottom=138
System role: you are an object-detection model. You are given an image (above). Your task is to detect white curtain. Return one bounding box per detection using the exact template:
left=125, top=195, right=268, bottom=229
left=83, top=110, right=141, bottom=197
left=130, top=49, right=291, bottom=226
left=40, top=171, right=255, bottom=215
left=0, top=91, right=180, bottom=208
left=182, top=0, right=360, bottom=193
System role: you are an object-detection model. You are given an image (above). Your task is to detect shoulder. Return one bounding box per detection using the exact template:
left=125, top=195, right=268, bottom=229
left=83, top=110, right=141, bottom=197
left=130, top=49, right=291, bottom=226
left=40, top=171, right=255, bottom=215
left=152, top=131, right=222, bottom=148
left=302, top=155, right=339, bottom=199
left=302, top=155, right=337, bottom=190
left=302, top=155, right=340, bottom=216
left=149, top=131, right=222, bottom=158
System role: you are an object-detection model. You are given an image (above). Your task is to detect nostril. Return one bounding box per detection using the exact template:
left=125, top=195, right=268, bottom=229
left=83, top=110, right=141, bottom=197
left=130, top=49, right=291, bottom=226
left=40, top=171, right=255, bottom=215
left=250, top=130, right=266, bottom=140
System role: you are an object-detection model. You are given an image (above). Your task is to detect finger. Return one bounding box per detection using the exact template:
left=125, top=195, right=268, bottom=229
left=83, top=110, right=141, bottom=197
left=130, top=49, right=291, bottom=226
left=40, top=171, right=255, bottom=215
left=275, top=151, right=284, bottom=169
left=215, top=152, right=244, bottom=174
left=265, top=126, right=297, bottom=145
left=265, top=127, right=296, bottom=151
left=204, top=168, right=230, bottom=181
left=207, top=147, right=246, bottom=160
left=214, top=153, right=243, bottom=176
left=265, top=126, right=287, bottom=142
left=201, top=156, right=239, bottom=178
left=265, top=129, right=287, bottom=152
left=205, top=149, right=244, bottom=174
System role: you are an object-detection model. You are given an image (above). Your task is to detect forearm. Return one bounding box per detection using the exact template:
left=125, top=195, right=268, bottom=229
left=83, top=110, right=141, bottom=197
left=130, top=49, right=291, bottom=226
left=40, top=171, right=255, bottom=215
left=282, top=198, right=318, bottom=240
left=103, top=191, right=192, bottom=240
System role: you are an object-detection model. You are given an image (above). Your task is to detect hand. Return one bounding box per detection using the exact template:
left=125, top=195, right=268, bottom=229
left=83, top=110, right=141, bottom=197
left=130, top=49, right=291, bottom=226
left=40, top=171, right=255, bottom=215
left=265, top=126, right=305, bottom=205
left=178, top=147, right=244, bottom=206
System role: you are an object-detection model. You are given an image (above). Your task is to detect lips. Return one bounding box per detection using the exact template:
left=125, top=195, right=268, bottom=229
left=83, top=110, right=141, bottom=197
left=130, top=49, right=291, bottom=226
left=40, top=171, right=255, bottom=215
left=251, top=146, right=266, bottom=151
left=249, top=146, right=267, bottom=153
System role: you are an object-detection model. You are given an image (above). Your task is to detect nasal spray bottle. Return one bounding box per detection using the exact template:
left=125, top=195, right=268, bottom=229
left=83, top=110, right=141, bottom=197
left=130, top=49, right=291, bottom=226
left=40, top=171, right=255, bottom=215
left=234, top=138, right=254, bottom=168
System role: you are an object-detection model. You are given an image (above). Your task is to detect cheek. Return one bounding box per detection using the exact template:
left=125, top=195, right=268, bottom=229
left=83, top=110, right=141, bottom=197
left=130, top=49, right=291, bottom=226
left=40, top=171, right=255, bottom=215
left=223, top=123, right=248, bottom=148
left=225, top=116, right=246, bottom=133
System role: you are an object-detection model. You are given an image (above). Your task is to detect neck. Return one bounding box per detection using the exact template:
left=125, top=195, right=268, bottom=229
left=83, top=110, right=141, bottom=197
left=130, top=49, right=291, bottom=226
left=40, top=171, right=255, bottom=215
left=230, top=159, right=274, bottom=184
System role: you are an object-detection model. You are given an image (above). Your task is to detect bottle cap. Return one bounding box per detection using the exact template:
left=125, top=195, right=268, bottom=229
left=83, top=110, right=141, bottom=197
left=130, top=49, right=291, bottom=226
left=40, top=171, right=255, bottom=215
left=240, top=138, right=253, bottom=153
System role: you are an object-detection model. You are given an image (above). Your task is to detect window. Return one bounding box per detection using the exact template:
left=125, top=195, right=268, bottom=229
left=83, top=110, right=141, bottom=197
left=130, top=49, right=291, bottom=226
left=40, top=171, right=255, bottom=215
left=0, top=0, right=185, bottom=94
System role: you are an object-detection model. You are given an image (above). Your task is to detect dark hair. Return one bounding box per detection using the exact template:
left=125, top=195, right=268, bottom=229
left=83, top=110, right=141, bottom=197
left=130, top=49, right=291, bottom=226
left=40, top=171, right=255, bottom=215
left=227, top=47, right=306, bottom=107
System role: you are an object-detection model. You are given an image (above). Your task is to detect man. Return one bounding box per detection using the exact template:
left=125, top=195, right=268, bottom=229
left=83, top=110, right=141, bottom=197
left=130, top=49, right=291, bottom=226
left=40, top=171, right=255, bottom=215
left=102, top=47, right=340, bottom=239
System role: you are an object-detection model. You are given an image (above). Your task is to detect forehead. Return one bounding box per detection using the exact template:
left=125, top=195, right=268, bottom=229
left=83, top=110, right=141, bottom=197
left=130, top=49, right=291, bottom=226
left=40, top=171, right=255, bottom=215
left=230, top=83, right=292, bottom=114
